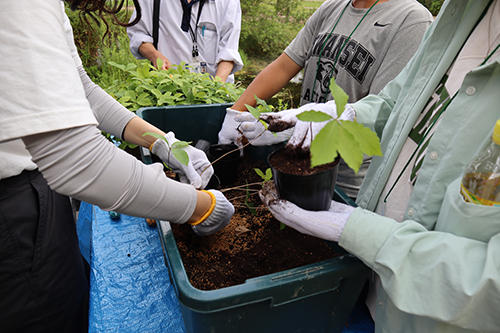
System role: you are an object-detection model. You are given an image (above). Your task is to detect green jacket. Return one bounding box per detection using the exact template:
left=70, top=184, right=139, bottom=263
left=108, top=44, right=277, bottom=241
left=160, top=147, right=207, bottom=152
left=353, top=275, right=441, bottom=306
left=339, top=0, right=500, bottom=331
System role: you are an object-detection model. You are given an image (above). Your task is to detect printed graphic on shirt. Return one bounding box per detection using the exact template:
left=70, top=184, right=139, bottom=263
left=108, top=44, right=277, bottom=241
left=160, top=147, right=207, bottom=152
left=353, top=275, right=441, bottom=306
left=303, top=33, right=376, bottom=103
left=408, top=74, right=450, bottom=183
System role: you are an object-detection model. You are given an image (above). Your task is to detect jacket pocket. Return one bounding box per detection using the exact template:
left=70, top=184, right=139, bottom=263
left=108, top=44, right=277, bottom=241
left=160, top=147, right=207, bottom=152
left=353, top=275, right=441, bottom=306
left=197, top=21, right=218, bottom=64
left=435, top=177, right=500, bottom=242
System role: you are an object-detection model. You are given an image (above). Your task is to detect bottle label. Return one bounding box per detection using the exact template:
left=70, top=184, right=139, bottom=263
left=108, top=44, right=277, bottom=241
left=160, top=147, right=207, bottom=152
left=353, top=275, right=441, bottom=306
left=461, top=183, right=500, bottom=206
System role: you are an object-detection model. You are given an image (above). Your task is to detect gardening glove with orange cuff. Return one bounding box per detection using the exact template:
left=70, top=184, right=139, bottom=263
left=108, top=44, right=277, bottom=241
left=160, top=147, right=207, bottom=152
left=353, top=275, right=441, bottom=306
left=191, top=190, right=235, bottom=236
left=259, top=182, right=354, bottom=242
left=151, top=132, right=214, bottom=189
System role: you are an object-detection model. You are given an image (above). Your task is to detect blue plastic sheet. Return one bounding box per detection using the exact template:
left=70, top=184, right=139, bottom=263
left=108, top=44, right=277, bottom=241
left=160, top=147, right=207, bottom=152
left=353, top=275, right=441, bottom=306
left=76, top=202, right=373, bottom=333
left=76, top=202, right=185, bottom=333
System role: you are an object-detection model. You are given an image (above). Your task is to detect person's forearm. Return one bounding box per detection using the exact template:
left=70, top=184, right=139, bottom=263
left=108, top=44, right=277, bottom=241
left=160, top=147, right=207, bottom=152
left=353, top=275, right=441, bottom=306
left=122, top=116, right=167, bottom=149
left=138, top=42, right=171, bottom=69
left=139, top=42, right=161, bottom=64
left=22, top=125, right=211, bottom=224
left=232, top=53, right=302, bottom=111
left=215, top=60, right=234, bottom=82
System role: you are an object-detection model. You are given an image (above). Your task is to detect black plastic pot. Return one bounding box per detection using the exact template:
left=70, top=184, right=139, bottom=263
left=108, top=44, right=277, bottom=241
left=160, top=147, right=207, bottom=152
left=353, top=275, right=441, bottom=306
left=268, top=149, right=339, bottom=211
left=206, top=143, right=241, bottom=188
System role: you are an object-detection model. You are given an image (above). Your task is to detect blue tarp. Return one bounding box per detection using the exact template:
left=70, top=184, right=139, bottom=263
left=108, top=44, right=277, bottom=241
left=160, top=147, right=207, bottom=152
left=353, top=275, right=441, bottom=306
left=77, top=202, right=373, bottom=333
left=76, top=202, right=185, bottom=332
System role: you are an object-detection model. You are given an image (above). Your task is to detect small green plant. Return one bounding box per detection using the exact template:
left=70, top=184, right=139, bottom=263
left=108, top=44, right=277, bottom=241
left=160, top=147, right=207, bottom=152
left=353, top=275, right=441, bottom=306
left=245, top=96, right=275, bottom=127
left=296, top=78, right=382, bottom=172
left=142, top=132, right=191, bottom=166
left=105, top=61, right=244, bottom=112
left=253, top=167, right=285, bottom=229
left=254, top=168, right=273, bottom=182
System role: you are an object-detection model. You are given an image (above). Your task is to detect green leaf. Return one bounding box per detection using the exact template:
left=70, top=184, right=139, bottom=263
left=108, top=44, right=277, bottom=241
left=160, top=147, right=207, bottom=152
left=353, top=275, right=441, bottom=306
left=253, top=168, right=265, bottom=178
left=279, top=222, right=286, bottom=230
left=156, top=58, right=164, bottom=69
left=172, top=141, right=191, bottom=149
left=329, top=77, right=348, bottom=118
left=336, top=123, right=364, bottom=173
left=255, top=95, right=268, bottom=107
left=296, top=110, right=333, bottom=122
left=341, top=121, right=382, bottom=157
left=245, top=104, right=260, bottom=120
left=310, top=121, right=339, bottom=167
left=265, top=168, right=273, bottom=181
left=142, top=132, right=165, bottom=140
left=172, top=148, right=189, bottom=166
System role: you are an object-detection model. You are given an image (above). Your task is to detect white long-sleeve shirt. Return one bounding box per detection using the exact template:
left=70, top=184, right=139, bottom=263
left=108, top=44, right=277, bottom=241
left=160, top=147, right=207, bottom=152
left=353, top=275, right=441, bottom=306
left=127, top=0, right=243, bottom=82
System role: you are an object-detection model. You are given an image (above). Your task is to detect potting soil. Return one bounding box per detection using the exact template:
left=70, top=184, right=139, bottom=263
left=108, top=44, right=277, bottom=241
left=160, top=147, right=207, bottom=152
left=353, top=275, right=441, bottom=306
left=171, top=157, right=341, bottom=290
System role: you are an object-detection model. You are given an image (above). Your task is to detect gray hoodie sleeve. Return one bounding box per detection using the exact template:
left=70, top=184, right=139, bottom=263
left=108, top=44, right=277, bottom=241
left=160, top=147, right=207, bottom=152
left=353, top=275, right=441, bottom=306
left=23, top=125, right=197, bottom=224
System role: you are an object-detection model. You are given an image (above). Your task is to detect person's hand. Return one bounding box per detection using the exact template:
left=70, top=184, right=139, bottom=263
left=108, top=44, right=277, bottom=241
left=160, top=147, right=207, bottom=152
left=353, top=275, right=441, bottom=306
left=234, top=105, right=313, bottom=146
left=191, top=190, right=234, bottom=236
left=154, top=52, right=172, bottom=70
left=236, top=117, right=293, bottom=146
left=218, top=108, right=256, bottom=146
left=259, top=182, right=354, bottom=242
left=151, top=132, right=214, bottom=189
left=262, top=101, right=355, bottom=151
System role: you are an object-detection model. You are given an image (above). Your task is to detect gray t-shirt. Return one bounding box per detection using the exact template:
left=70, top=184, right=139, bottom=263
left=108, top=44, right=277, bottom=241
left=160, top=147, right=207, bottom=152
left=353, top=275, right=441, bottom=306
left=285, top=0, right=432, bottom=198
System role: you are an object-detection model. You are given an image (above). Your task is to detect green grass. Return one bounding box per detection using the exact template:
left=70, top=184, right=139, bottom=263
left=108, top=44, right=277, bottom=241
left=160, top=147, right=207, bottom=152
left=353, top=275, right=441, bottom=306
left=299, top=0, right=324, bottom=10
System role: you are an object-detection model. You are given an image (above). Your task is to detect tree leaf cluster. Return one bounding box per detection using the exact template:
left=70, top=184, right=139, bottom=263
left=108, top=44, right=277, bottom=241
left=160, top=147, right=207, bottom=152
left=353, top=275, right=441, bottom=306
left=297, top=78, right=382, bottom=173
left=104, top=61, right=244, bottom=112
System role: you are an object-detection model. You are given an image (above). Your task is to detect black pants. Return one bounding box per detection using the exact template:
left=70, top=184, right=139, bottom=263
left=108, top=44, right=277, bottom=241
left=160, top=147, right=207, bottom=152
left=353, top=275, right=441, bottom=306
left=0, top=170, right=89, bottom=333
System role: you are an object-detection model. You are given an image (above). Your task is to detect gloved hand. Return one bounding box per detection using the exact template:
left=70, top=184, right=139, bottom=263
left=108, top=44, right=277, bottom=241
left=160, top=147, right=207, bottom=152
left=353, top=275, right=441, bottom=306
left=151, top=132, right=214, bottom=189
left=259, top=182, right=354, bottom=242
left=191, top=190, right=234, bottom=236
left=262, top=101, right=356, bottom=151
left=235, top=104, right=316, bottom=146
left=236, top=118, right=294, bottom=146
left=218, top=108, right=256, bottom=146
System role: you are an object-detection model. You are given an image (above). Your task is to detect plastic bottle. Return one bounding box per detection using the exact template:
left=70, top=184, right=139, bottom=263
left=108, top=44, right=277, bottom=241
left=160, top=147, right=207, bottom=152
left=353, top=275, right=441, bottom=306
left=460, top=119, right=500, bottom=206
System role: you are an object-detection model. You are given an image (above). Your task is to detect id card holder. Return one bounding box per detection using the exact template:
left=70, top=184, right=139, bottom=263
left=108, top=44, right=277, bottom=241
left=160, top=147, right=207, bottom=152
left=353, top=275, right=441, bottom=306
left=191, top=55, right=202, bottom=74
left=190, top=56, right=208, bottom=74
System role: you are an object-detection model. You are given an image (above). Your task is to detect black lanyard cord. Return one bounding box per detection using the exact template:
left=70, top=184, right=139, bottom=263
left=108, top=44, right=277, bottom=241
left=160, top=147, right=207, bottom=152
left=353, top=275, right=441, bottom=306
left=188, top=0, right=206, bottom=57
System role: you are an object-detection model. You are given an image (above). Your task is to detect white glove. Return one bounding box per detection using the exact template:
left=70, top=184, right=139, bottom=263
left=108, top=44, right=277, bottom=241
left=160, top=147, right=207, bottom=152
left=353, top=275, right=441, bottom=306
left=259, top=182, right=354, bottom=242
left=286, top=101, right=355, bottom=151
left=151, top=132, right=214, bottom=189
left=237, top=118, right=293, bottom=146
left=192, top=190, right=234, bottom=236
left=237, top=104, right=320, bottom=146
left=218, top=108, right=255, bottom=146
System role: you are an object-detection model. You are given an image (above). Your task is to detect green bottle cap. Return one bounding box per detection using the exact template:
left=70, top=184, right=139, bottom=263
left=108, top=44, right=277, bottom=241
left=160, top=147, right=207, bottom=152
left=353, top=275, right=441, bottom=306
left=493, top=119, right=500, bottom=145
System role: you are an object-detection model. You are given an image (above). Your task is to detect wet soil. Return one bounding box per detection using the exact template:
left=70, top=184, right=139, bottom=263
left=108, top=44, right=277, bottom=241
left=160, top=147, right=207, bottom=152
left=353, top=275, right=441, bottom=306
left=269, top=147, right=338, bottom=176
left=171, top=156, right=341, bottom=290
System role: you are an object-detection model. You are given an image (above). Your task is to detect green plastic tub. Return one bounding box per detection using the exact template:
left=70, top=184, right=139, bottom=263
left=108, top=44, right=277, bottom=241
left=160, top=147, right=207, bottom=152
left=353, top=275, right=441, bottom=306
left=138, top=104, right=369, bottom=332
left=158, top=221, right=368, bottom=333
left=136, top=103, right=231, bottom=164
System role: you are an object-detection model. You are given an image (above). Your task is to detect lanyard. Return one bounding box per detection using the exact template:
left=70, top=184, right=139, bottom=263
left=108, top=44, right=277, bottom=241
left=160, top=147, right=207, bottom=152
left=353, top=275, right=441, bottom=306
left=383, top=42, right=500, bottom=203
left=311, top=0, right=380, bottom=101
left=188, top=0, right=206, bottom=58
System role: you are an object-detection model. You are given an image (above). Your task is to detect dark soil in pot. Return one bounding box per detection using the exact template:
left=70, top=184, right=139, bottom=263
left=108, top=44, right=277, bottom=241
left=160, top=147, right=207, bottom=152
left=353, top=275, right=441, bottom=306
left=170, top=156, right=341, bottom=290
left=269, top=147, right=339, bottom=211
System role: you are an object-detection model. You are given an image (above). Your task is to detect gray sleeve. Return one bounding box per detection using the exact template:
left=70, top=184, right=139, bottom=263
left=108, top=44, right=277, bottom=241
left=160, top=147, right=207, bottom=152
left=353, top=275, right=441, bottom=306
left=126, top=0, right=153, bottom=59
left=284, top=4, right=325, bottom=67
left=77, top=66, right=136, bottom=139
left=369, top=19, right=432, bottom=95
left=23, top=125, right=197, bottom=224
